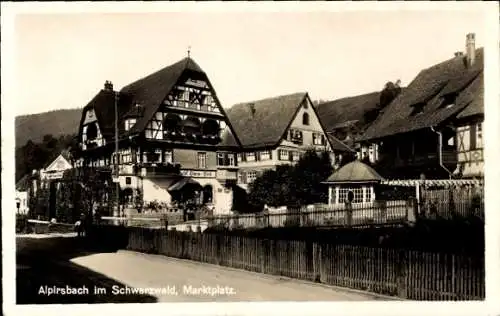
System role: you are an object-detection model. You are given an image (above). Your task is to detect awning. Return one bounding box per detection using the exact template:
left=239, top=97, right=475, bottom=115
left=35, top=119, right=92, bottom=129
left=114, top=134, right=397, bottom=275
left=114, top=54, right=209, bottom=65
left=168, top=177, right=202, bottom=192
left=381, top=179, right=483, bottom=187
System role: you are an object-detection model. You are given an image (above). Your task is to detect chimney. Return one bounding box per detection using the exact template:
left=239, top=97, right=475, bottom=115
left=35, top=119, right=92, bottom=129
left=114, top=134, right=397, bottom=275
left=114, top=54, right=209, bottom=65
left=104, top=80, right=114, bottom=91
left=465, top=33, right=476, bottom=67
left=248, top=103, right=256, bottom=116
left=454, top=51, right=464, bottom=57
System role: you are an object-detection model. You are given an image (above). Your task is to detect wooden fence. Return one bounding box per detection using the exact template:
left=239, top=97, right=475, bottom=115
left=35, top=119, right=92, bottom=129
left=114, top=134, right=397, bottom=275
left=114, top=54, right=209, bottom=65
left=125, top=227, right=484, bottom=301
left=205, top=196, right=484, bottom=231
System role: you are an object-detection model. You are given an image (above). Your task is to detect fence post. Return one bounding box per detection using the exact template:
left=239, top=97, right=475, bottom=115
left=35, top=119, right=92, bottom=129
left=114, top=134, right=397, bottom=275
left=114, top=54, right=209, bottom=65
left=312, top=242, right=320, bottom=282
left=397, top=249, right=408, bottom=299
left=260, top=239, right=267, bottom=274
left=319, top=243, right=328, bottom=284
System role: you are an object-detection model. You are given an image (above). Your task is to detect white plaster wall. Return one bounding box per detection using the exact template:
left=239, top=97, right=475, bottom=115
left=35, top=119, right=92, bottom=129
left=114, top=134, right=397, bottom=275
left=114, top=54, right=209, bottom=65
left=142, top=178, right=172, bottom=205
left=15, top=191, right=29, bottom=214
left=196, top=178, right=233, bottom=215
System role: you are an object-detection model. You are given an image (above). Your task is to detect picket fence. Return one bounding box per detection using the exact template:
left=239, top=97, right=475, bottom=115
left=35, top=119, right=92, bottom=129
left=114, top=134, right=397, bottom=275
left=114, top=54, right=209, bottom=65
left=126, top=227, right=484, bottom=300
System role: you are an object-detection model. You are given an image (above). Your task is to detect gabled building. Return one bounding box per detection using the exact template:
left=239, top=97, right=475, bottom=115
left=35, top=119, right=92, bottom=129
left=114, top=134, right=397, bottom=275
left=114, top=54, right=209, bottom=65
left=39, top=150, right=73, bottom=184
left=222, top=92, right=353, bottom=189
left=76, top=56, right=242, bottom=214
left=359, top=33, right=483, bottom=180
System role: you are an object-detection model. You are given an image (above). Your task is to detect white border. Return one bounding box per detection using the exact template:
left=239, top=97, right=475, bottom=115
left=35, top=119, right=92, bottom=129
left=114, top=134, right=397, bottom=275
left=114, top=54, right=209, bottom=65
left=2, top=2, right=499, bottom=316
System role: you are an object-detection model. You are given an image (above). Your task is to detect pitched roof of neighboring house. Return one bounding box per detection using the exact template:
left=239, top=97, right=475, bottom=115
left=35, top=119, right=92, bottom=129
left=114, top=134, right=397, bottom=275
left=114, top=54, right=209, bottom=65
left=224, top=92, right=308, bottom=149
left=316, top=92, right=381, bottom=132
left=43, top=149, right=73, bottom=169
left=327, top=135, right=356, bottom=153
left=360, top=48, right=484, bottom=141
left=324, top=160, right=384, bottom=183
left=16, top=174, right=30, bottom=191
left=219, top=126, right=239, bottom=149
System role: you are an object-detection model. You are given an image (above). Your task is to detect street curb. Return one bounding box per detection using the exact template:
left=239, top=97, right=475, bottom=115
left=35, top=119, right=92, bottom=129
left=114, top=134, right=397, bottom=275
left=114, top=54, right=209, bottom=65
left=117, top=250, right=403, bottom=301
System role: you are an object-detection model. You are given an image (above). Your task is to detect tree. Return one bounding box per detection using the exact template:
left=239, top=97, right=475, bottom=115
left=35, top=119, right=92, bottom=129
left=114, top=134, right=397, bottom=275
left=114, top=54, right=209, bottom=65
left=246, top=149, right=333, bottom=211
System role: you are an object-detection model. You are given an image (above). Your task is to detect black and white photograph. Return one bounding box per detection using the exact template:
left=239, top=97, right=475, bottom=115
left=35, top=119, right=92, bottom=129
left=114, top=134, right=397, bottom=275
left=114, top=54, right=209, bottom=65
left=2, top=2, right=499, bottom=316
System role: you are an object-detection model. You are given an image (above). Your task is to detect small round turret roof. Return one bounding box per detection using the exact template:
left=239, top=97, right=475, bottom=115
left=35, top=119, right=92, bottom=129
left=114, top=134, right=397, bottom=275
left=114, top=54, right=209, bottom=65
left=324, top=160, right=384, bottom=183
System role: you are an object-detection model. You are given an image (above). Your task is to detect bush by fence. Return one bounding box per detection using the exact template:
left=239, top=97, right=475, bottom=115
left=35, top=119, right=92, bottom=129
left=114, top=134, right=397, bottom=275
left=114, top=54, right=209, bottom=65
left=122, top=227, right=484, bottom=300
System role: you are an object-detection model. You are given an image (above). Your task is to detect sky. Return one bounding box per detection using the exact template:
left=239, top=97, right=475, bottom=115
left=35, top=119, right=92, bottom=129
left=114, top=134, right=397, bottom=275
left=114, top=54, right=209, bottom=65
left=14, top=7, right=487, bottom=116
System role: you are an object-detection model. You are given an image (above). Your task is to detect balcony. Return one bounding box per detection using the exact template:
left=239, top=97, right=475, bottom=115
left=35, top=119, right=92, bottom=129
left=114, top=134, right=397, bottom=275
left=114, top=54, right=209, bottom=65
left=136, top=163, right=181, bottom=177
left=394, top=150, right=457, bottom=168
left=216, top=169, right=238, bottom=183
left=162, top=131, right=221, bottom=145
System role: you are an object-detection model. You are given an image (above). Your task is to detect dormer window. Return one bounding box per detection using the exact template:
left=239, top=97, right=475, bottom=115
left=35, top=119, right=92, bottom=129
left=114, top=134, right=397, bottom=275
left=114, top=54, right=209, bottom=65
left=440, top=93, right=457, bottom=109
left=410, top=103, right=425, bottom=116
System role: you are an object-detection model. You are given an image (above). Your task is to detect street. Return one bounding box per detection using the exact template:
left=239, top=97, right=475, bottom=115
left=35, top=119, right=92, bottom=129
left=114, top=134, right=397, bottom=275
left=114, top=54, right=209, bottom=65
left=16, top=234, right=391, bottom=303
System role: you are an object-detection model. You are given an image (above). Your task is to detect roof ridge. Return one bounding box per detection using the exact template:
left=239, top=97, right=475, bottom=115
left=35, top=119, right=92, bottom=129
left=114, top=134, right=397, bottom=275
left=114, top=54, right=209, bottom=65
left=120, top=57, right=194, bottom=92
left=230, top=91, right=307, bottom=107
left=421, top=47, right=484, bottom=73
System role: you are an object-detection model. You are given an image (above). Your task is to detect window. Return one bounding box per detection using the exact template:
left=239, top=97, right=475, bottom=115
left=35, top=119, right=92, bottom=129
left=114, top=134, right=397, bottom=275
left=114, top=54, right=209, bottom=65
left=228, top=154, right=235, bottom=166
left=125, top=177, right=132, bottom=185
left=470, top=124, right=477, bottom=150
left=292, top=151, right=300, bottom=161
left=163, top=150, right=173, bottom=164
left=121, top=151, right=132, bottom=164
left=440, top=93, right=457, bottom=109
left=330, top=188, right=336, bottom=204
left=302, top=113, right=310, bottom=125
left=339, top=188, right=363, bottom=204
left=247, top=171, right=257, bottom=183
left=217, top=153, right=234, bottom=166
left=288, top=129, right=303, bottom=144
left=365, top=187, right=372, bottom=202
left=260, top=150, right=272, bottom=161
left=238, top=171, right=246, bottom=184
left=279, top=149, right=289, bottom=161
left=246, top=152, right=256, bottom=162
left=197, top=152, right=207, bottom=169
left=368, top=146, right=374, bottom=162
left=477, top=122, right=483, bottom=148
left=237, top=153, right=243, bottom=163
left=313, top=133, right=326, bottom=145
left=217, top=153, right=225, bottom=166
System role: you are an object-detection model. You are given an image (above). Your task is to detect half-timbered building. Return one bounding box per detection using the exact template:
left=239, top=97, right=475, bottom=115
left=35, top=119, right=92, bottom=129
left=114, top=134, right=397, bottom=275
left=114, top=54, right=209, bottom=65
left=76, top=57, right=241, bottom=214
left=222, top=92, right=353, bottom=190
left=359, top=33, right=483, bottom=180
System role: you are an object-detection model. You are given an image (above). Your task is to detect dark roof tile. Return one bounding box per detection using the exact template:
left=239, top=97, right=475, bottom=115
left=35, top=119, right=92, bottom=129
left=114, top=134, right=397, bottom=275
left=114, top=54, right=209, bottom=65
left=225, top=92, right=308, bottom=149
left=315, top=92, right=381, bottom=133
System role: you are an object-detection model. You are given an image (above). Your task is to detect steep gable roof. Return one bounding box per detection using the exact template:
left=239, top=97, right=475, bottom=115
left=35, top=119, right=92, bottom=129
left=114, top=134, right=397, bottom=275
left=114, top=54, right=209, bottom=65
left=225, top=92, right=308, bottom=149
left=316, top=92, right=381, bottom=132
left=361, top=48, right=483, bottom=141
left=16, top=174, right=30, bottom=191
left=120, top=57, right=205, bottom=135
